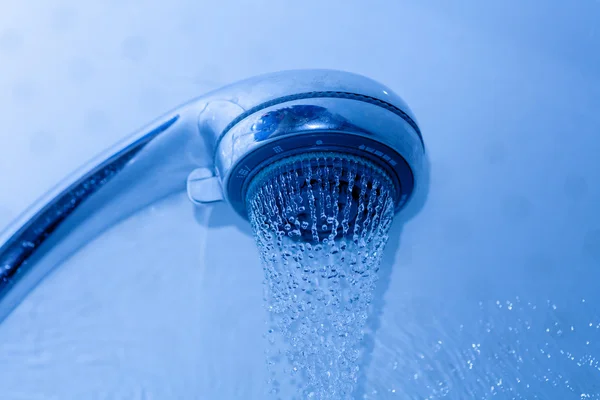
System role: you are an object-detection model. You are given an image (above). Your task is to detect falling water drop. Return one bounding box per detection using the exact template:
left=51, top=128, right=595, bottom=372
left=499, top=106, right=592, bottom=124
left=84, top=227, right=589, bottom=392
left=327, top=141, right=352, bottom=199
left=247, top=153, right=395, bottom=399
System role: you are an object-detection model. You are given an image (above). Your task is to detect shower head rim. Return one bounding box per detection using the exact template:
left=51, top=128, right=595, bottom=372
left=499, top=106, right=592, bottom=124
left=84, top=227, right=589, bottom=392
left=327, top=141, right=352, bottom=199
left=214, top=90, right=424, bottom=160
left=223, top=130, right=415, bottom=221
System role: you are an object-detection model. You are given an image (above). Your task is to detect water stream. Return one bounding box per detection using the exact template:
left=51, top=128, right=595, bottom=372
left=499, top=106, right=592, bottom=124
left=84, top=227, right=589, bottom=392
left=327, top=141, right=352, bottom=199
left=247, top=152, right=396, bottom=399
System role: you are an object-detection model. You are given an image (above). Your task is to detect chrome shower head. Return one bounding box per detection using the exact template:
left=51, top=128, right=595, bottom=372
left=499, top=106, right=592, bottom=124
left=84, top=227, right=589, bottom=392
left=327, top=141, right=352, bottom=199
left=188, top=70, right=425, bottom=222
left=0, top=69, right=427, bottom=323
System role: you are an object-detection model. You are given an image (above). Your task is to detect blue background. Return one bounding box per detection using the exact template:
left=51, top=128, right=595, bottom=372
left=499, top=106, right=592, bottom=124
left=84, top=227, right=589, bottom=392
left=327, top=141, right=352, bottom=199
left=0, top=1, right=599, bottom=398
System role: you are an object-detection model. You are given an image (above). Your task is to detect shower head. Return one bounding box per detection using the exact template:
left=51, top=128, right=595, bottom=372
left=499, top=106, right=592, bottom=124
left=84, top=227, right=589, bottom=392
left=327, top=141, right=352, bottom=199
left=0, top=69, right=428, bottom=322
left=189, top=70, right=425, bottom=221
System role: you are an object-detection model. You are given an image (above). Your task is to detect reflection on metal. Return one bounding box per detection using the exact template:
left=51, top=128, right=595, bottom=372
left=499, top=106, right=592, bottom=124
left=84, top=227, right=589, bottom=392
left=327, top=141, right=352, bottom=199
left=0, top=116, right=179, bottom=292
left=224, top=91, right=424, bottom=145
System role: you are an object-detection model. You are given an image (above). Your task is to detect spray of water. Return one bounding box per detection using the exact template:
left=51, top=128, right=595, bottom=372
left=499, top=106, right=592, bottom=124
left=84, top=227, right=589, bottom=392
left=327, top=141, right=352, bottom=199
left=247, top=152, right=396, bottom=399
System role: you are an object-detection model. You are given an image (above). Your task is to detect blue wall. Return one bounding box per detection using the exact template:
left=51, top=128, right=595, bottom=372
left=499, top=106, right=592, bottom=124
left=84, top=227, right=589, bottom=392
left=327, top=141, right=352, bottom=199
left=0, top=1, right=599, bottom=398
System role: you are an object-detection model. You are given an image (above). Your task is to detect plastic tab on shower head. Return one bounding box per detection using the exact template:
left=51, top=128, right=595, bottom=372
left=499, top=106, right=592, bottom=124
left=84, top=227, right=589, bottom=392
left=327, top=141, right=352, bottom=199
left=187, top=168, right=224, bottom=204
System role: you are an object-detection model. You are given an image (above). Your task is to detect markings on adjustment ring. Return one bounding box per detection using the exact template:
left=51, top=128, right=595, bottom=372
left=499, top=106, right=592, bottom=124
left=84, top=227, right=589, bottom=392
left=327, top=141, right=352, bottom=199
left=237, top=165, right=251, bottom=179
left=359, top=144, right=397, bottom=166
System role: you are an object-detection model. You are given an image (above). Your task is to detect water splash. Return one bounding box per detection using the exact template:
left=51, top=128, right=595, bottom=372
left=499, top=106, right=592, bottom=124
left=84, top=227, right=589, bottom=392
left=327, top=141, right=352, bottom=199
left=362, top=297, right=600, bottom=399
left=247, top=152, right=396, bottom=399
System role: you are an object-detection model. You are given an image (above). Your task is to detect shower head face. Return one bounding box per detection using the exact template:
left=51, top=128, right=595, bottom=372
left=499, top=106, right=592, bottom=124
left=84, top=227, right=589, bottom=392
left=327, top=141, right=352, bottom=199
left=246, top=152, right=395, bottom=244
left=214, top=95, right=424, bottom=221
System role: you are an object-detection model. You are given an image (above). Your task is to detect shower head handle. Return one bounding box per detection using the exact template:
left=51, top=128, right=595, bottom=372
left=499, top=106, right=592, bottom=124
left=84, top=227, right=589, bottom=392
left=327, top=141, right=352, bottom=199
left=0, top=69, right=427, bottom=323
